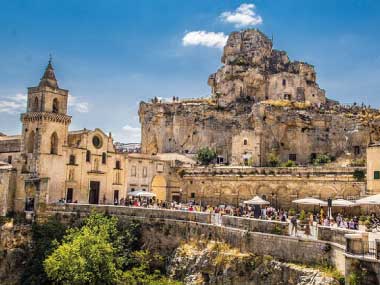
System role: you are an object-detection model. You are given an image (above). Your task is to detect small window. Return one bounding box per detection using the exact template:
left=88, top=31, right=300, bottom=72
left=102, top=152, right=107, bottom=164
left=115, top=160, right=121, bottom=169
left=243, top=139, right=248, bottom=145
left=52, top=98, right=59, bottom=113
left=69, top=155, right=76, bottom=165
left=86, top=150, right=91, bottom=162
left=131, top=166, right=136, bottom=177
left=50, top=132, right=58, bottom=154
left=142, top=167, right=147, bottom=177
left=374, top=171, right=380, bottom=180
left=289, top=153, right=297, bottom=161
left=282, top=79, right=286, bottom=87
left=190, top=193, right=195, bottom=198
left=7, top=155, right=12, bottom=164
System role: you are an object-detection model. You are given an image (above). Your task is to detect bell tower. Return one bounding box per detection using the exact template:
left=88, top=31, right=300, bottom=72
left=21, top=59, right=72, bottom=206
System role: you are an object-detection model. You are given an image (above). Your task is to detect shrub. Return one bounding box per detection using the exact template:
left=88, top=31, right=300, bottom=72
left=196, top=147, right=217, bottom=165
left=313, top=154, right=331, bottom=165
left=288, top=208, right=296, bottom=216
left=350, top=158, right=366, bottom=167
left=281, top=160, right=297, bottom=167
left=299, top=210, right=306, bottom=222
left=353, top=169, right=365, bottom=181
left=267, top=152, right=280, bottom=167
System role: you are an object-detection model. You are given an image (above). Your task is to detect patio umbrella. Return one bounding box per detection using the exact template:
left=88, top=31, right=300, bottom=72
left=128, top=190, right=156, bottom=198
left=331, top=199, right=355, bottom=207
left=292, top=197, right=327, bottom=206
left=243, top=196, right=270, bottom=205
left=355, top=194, right=380, bottom=205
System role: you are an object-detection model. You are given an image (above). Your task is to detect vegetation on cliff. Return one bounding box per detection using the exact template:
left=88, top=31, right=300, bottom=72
left=22, top=213, right=181, bottom=285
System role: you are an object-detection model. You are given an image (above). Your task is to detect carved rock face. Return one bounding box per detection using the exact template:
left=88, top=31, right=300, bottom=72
left=209, top=29, right=323, bottom=107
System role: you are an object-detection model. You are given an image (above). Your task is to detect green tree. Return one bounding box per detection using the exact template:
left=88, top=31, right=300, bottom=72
left=196, top=147, right=217, bottom=165
left=21, top=217, right=67, bottom=285
left=44, top=213, right=123, bottom=285
left=43, top=213, right=180, bottom=285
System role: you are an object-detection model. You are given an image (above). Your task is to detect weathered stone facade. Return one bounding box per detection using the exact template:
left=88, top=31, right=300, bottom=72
left=139, top=29, right=380, bottom=166
left=178, top=166, right=365, bottom=208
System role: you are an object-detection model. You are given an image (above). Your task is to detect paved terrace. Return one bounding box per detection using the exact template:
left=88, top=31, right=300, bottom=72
left=43, top=203, right=380, bottom=282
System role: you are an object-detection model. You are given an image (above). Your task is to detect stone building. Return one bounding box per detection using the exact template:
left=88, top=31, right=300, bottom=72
left=179, top=166, right=365, bottom=209
left=126, top=153, right=192, bottom=202
left=139, top=29, right=380, bottom=166
left=0, top=61, right=132, bottom=213
left=366, top=144, right=380, bottom=195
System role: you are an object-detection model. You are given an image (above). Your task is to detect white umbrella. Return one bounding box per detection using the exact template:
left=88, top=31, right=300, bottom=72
left=292, top=197, right=327, bottom=206
left=128, top=190, right=156, bottom=198
left=243, top=196, right=270, bottom=205
left=331, top=199, right=355, bottom=207
left=355, top=194, right=380, bottom=205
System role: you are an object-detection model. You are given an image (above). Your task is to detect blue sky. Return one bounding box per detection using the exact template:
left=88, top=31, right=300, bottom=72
left=0, top=0, right=379, bottom=143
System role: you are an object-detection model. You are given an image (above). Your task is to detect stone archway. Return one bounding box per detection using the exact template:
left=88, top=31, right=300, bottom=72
left=236, top=184, right=254, bottom=205
left=151, top=175, right=167, bottom=202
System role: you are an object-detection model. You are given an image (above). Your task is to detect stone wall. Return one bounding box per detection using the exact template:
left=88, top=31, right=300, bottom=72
left=43, top=204, right=346, bottom=274
left=318, top=226, right=360, bottom=246
left=178, top=166, right=365, bottom=208
left=221, top=215, right=289, bottom=235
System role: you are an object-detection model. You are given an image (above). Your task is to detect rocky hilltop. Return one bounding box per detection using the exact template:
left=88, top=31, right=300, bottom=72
left=208, top=29, right=325, bottom=107
left=139, top=29, right=380, bottom=166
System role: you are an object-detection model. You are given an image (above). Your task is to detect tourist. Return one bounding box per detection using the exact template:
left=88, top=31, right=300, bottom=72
left=323, top=217, right=330, bottom=227
left=336, top=213, right=342, bottom=227
left=290, top=215, right=298, bottom=236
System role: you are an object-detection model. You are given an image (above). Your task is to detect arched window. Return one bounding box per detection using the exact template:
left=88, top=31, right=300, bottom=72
left=27, top=131, right=35, bottom=153
left=50, top=132, right=58, bottom=154
left=102, top=152, right=107, bottom=164
left=86, top=150, right=91, bottom=162
left=282, top=79, right=287, bottom=87
left=52, top=98, right=59, bottom=113
left=33, top=97, right=39, bottom=112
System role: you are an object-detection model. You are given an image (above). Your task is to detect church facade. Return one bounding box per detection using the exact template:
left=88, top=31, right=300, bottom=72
left=0, top=61, right=175, bottom=214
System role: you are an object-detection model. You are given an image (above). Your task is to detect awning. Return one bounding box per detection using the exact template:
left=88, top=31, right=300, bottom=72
left=292, top=197, right=327, bottom=206
left=331, top=199, right=355, bottom=207
left=243, top=196, right=270, bottom=205
left=355, top=194, right=380, bottom=205
left=128, top=190, right=156, bottom=198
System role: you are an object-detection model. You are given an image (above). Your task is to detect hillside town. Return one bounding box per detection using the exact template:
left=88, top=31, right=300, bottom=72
left=1, top=29, right=380, bottom=284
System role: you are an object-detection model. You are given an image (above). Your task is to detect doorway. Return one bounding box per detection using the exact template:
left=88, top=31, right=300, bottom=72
left=66, top=188, right=73, bottom=203
left=89, top=181, right=100, bottom=204
left=114, top=190, right=119, bottom=205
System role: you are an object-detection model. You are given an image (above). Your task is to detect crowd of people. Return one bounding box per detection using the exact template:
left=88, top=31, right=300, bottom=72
left=57, top=196, right=380, bottom=235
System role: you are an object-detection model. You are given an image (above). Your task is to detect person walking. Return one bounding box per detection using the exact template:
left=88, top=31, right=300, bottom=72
left=290, top=215, right=298, bottom=236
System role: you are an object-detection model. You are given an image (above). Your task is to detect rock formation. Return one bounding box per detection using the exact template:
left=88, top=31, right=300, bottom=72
left=139, top=29, right=380, bottom=166
left=208, top=29, right=325, bottom=107
left=168, top=240, right=340, bottom=285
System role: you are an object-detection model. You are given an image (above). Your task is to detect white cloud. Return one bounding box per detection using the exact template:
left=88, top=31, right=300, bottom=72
left=122, top=124, right=141, bottom=143
left=68, top=95, right=89, bottom=113
left=220, top=3, right=263, bottom=28
left=0, top=93, right=27, bottom=114
left=0, top=93, right=89, bottom=114
left=182, top=31, right=228, bottom=49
